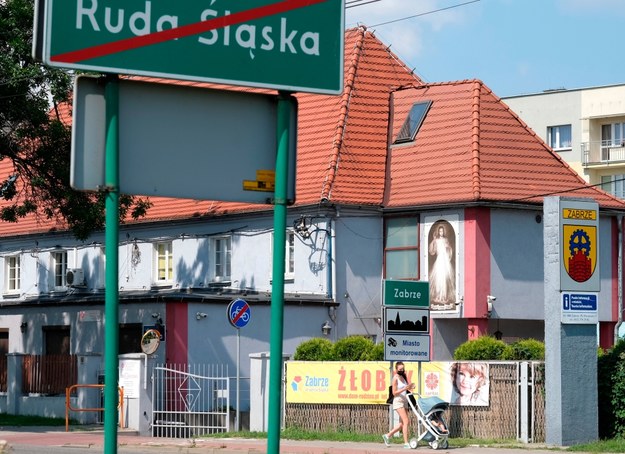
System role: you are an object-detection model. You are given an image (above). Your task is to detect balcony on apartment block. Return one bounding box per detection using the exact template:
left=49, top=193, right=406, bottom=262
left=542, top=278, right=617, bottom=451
left=582, top=140, right=625, bottom=167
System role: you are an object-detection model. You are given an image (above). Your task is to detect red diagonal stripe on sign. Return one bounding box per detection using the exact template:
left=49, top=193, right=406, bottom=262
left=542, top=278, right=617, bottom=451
left=232, top=302, right=249, bottom=325
left=51, top=0, right=328, bottom=64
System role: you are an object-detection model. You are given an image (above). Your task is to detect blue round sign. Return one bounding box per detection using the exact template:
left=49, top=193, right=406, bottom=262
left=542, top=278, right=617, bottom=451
left=227, top=299, right=251, bottom=329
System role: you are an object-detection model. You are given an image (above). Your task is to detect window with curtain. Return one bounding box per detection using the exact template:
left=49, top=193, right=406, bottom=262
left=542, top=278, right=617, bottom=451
left=547, top=124, right=572, bottom=150
left=212, top=236, right=232, bottom=282
left=601, top=174, right=625, bottom=199
left=52, top=250, right=68, bottom=289
left=5, top=255, right=20, bottom=293
left=271, top=230, right=295, bottom=280
left=154, top=242, right=173, bottom=283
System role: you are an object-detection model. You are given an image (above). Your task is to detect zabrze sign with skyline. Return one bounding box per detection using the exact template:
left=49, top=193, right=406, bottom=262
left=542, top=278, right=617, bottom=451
left=34, top=0, right=344, bottom=94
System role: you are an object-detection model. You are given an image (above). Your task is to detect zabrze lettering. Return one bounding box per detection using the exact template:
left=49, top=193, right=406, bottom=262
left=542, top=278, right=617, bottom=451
left=394, top=287, right=422, bottom=300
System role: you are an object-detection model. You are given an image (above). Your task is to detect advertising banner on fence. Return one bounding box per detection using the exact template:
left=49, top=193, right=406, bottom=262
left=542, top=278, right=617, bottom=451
left=285, top=361, right=413, bottom=404
left=285, top=361, right=489, bottom=406
left=420, top=362, right=489, bottom=406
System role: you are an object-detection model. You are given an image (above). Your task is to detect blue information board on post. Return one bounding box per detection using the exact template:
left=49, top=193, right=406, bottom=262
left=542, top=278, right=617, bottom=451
left=561, top=292, right=598, bottom=324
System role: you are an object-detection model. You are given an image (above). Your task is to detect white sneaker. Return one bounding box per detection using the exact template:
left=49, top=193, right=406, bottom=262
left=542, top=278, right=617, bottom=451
left=382, top=434, right=390, bottom=446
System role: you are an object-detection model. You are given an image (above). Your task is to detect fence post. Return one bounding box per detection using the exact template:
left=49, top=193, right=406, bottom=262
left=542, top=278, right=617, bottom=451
left=518, top=361, right=529, bottom=443
left=6, top=353, right=24, bottom=414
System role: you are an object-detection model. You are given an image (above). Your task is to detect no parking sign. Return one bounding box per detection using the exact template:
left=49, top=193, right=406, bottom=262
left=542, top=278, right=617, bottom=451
left=227, top=299, right=251, bottom=329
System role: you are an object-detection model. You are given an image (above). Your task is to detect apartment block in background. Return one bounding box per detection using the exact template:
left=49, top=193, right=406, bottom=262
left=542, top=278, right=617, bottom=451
left=504, top=83, right=625, bottom=199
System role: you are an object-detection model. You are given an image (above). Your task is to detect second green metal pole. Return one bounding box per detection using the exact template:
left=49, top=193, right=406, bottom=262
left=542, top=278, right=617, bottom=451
left=267, top=93, right=293, bottom=454
left=104, top=75, right=120, bottom=454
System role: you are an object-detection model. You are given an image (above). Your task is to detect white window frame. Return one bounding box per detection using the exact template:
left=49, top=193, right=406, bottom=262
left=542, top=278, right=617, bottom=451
left=285, top=230, right=295, bottom=279
left=98, top=246, right=106, bottom=289
left=212, top=236, right=232, bottom=283
left=272, top=231, right=295, bottom=280
left=5, top=255, right=21, bottom=294
left=154, top=242, right=173, bottom=284
left=602, top=122, right=625, bottom=146
left=52, top=250, right=68, bottom=290
left=547, top=124, right=572, bottom=150
left=601, top=174, right=625, bottom=199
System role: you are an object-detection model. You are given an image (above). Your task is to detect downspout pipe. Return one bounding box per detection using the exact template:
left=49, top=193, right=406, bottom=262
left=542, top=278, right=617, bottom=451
left=327, top=217, right=334, bottom=302
left=328, top=217, right=337, bottom=341
left=615, top=215, right=623, bottom=343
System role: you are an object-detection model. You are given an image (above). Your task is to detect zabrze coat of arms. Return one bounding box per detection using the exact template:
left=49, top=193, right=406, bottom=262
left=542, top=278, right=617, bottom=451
left=563, top=225, right=597, bottom=283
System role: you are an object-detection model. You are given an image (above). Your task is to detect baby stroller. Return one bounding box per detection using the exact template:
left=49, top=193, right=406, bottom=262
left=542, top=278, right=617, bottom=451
left=405, top=392, right=449, bottom=450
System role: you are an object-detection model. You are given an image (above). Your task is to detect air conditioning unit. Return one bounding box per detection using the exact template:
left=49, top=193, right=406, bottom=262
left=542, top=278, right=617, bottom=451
left=66, top=268, right=85, bottom=287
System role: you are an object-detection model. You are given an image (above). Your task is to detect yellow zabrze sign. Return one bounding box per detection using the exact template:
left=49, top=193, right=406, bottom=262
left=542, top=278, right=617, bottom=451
left=559, top=199, right=600, bottom=292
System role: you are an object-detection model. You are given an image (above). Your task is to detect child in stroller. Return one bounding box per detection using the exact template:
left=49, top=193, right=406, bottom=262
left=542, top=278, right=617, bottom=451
left=406, top=393, right=450, bottom=450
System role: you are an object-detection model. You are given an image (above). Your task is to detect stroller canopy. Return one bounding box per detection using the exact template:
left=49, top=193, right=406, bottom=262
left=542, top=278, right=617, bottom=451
left=418, top=396, right=449, bottom=414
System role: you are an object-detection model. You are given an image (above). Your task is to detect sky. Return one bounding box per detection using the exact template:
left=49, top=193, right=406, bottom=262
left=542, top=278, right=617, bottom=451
left=345, top=0, right=625, bottom=98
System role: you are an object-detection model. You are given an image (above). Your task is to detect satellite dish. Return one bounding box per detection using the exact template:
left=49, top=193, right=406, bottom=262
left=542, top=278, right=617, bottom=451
left=140, top=328, right=161, bottom=355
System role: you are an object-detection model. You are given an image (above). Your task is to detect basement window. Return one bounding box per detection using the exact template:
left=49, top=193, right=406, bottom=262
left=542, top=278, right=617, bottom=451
left=394, top=100, right=432, bottom=144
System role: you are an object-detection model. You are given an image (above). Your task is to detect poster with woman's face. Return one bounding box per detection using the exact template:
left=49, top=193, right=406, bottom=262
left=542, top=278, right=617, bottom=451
left=449, top=362, right=490, bottom=406
left=420, top=362, right=490, bottom=406
left=427, top=220, right=457, bottom=310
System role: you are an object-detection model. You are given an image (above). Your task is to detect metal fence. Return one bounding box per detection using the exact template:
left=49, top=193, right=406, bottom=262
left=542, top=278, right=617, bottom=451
left=22, top=354, right=77, bottom=395
left=284, top=362, right=545, bottom=442
left=152, top=363, right=229, bottom=438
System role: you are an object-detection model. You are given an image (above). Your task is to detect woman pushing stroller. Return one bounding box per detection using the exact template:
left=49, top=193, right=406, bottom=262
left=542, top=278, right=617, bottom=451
left=382, top=361, right=416, bottom=449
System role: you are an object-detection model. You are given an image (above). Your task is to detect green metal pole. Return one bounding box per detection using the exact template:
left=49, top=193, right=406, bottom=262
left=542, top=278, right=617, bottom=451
left=267, top=93, right=292, bottom=454
left=103, top=75, right=120, bottom=454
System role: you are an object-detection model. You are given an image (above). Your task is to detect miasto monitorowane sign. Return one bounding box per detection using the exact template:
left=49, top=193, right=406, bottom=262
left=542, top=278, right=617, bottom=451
left=34, top=0, right=344, bottom=94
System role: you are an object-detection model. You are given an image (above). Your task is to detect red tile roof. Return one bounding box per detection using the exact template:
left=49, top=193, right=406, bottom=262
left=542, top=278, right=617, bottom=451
left=384, top=81, right=625, bottom=210
left=296, top=26, right=423, bottom=206
left=0, top=26, right=622, bottom=238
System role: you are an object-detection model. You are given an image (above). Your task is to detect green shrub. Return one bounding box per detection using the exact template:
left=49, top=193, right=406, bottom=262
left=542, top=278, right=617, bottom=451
left=501, top=339, right=545, bottom=360
left=453, top=336, right=508, bottom=360
left=331, top=335, right=375, bottom=361
left=360, top=342, right=384, bottom=361
left=598, top=338, right=625, bottom=438
left=293, top=337, right=333, bottom=361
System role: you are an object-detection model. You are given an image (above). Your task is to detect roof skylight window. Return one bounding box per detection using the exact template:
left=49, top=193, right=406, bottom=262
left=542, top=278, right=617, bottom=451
left=394, top=100, right=432, bottom=144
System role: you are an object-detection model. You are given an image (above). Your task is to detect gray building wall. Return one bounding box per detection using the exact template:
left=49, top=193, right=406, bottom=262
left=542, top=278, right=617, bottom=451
left=333, top=213, right=384, bottom=341
left=490, top=208, right=545, bottom=320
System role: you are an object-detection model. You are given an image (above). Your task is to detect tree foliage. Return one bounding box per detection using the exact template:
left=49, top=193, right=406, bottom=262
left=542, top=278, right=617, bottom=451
left=0, top=0, right=150, bottom=240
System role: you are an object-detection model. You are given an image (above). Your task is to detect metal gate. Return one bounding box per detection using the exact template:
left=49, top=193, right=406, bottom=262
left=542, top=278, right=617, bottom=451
left=152, top=363, right=229, bottom=438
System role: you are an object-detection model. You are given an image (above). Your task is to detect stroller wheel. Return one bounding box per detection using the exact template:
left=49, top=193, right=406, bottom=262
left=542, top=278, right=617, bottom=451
left=409, top=438, right=418, bottom=449
left=440, top=439, right=449, bottom=449
left=429, top=440, right=439, bottom=450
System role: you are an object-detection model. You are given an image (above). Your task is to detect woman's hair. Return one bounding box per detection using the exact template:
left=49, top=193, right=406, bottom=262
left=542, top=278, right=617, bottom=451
left=394, top=361, right=405, bottom=370
left=450, top=362, right=488, bottom=401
